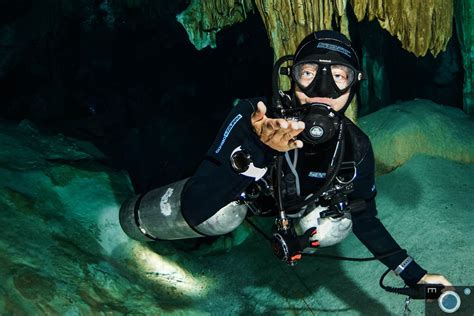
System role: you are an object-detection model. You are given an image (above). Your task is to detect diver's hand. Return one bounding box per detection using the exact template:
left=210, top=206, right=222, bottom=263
left=251, top=101, right=305, bottom=152
left=417, top=273, right=452, bottom=287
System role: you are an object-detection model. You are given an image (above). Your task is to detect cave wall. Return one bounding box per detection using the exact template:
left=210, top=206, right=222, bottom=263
left=350, top=0, right=453, bottom=57
left=454, top=0, right=474, bottom=115
left=176, top=0, right=254, bottom=50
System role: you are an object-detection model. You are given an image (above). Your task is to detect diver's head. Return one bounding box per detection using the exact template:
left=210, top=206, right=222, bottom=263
left=291, top=30, right=365, bottom=112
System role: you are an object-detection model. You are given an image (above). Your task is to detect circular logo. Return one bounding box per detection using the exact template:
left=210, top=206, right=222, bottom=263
left=309, top=126, right=324, bottom=138
left=438, top=291, right=461, bottom=313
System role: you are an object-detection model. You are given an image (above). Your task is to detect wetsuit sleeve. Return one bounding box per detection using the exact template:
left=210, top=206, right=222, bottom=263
left=349, top=143, right=427, bottom=286
left=181, top=98, right=277, bottom=227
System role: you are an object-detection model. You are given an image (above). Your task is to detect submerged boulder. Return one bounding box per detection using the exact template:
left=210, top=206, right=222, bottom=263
left=359, top=99, right=474, bottom=174
left=0, top=120, right=209, bottom=314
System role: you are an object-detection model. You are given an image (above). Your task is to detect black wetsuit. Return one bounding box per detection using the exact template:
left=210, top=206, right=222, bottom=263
left=182, top=97, right=427, bottom=286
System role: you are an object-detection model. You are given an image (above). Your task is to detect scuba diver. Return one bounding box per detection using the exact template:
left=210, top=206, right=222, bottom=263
left=120, top=30, right=451, bottom=289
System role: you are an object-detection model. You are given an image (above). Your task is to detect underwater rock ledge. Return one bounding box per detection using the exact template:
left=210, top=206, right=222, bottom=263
left=359, top=99, right=474, bottom=174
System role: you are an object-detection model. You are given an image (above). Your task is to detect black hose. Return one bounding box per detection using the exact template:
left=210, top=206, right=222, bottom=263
left=379, top=268, right=439, bottom=299
left=270, top=53, right=346, bottom=214
left=245, top=217, right=432, bottom=299
left=303, top=249, right=403, bottom=261
left=246, top=217, right=405, bottom=262
left=285, top=121, right=346, bottom=212
left=271, top=55, right=294, bottom=110
left=274, top=155, right=284, bottom=213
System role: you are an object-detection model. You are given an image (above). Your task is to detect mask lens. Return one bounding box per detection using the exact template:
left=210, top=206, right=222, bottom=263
left=292, top=63, right=319, bottom=88
left=330, top=64, right=355, bottom=90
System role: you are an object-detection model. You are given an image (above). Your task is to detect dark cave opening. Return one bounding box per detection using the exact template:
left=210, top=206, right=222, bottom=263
left=385, top=30, right=463, bottom=109
left=346, top=5, right=464, bottom=115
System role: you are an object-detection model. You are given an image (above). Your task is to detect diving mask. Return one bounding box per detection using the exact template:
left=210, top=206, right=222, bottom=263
left=292, top=60, right=363, bottom=99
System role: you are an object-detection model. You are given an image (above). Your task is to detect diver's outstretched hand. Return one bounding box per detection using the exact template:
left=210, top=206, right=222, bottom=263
left=251, top=101, right=305, bottom=152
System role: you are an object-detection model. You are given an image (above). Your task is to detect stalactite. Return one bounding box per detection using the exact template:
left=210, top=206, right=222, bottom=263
left=350, top=0, right=453, bottom=57
left=176, top=0, right=254, bottom=50
left=455, top=0, right=474, bottom=115
left=253, top=0, right=348, bottom=60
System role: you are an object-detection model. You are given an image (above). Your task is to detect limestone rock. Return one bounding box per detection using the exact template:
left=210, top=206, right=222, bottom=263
left=176, top=0, right=254, bottom=50
left=253, top=0, right=348, bottom=59
left=350, top=0, right=453, bottom=57
left=454, top=0, right=474, bottom=115
left=358, top=99, right=474, bottom=174
left=0, top=119, right=209, bottom=314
